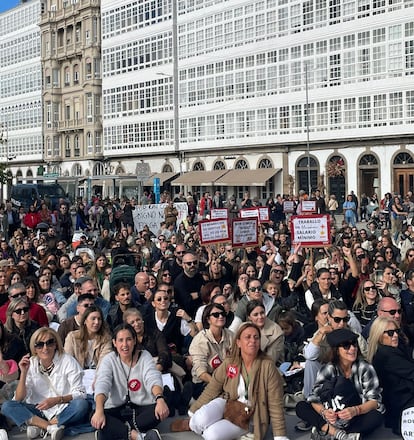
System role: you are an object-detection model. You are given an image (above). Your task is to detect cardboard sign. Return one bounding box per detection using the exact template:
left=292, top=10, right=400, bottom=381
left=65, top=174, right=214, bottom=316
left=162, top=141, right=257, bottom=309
left=290, top=214, right=331, bottom=247
left=301, top=200, right=316, bottom=213
left=133, top=202, right=188, bottom=235
left=239, top=207, right=270, bottom=223
left=283, top=200, right=295, bottom=213
left=199, top=219, right=230, bottom=244
left=232, top=218, right=258, bottom=247
left=211, top=208, right=228, bottom=219
left=402, top=407, right=414, bottom=440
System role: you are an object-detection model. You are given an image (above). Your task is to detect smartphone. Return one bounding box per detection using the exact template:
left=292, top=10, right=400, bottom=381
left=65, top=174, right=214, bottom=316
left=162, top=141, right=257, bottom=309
left=374, top=270, right=384, bottom=284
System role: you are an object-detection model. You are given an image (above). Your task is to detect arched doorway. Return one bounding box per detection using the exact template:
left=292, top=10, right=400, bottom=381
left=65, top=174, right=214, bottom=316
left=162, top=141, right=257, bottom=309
left=393, top=152, right=414, bottom=196
left=296, top=155, right=318, bottom=193
left=359, top=154, right=379, bottom=197
left=327, top=155, right=346, bottom=207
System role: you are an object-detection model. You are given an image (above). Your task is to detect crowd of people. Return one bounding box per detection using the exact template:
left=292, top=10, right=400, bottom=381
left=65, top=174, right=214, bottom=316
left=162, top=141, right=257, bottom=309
left=0, top=188, right=412, bottom=440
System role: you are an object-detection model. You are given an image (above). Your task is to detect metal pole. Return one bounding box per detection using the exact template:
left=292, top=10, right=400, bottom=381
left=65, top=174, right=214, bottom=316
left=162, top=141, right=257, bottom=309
left=172, top=0, right=183, bottom=193
left=305, top=64, right=311, bottom=195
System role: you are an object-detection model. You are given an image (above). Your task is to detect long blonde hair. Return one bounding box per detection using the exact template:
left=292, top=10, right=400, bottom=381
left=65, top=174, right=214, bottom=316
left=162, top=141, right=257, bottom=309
left=366, top=316, right=397, bottom=363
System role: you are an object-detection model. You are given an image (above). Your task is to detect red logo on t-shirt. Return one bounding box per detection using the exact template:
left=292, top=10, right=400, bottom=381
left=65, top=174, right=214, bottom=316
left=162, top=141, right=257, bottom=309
left=211, top=355, right=222, bottom=369
left=128, top=379, right=141, bottom=391
left=226, top=364, right=238, bottom=378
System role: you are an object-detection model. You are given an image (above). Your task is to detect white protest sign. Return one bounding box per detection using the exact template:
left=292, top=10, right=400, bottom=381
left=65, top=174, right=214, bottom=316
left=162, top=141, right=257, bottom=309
left=199, top=219, right=230, bottom=244
left=211, top=208, right=228, bottom=219
left=402, top=407, right=414, bottom=440
left=232, top=218, right=258, bottom=247
left=133, top=202, right=188, bottom=235
left=290, top=214, right=331, bottom=247
left=239, top=208, right=259, bottom=219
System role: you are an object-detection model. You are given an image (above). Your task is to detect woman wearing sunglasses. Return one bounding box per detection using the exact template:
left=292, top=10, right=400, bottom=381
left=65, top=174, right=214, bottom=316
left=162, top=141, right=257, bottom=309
left=367, top=317, right=414, bottom=435
left=297, top=328, right=384, bottom=440
left=188, top=303, right=233, bottom=400
left=1, top=327, right=89, bottom=440
left=352, top=281, right=381, bottom=329
left=5, top=298, right=39, bottom=353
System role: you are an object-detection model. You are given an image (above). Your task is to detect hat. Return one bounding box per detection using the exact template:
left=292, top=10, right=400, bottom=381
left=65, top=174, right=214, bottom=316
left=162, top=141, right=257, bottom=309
left=326, top=328, right=358, bottom=348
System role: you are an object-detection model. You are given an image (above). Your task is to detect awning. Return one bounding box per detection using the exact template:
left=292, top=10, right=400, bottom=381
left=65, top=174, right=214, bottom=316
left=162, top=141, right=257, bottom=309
left=143, top=172, right=179, bottom=186
left=214, top=168, right=281, bottom=186
left=171, top=170, right=228, bottom=186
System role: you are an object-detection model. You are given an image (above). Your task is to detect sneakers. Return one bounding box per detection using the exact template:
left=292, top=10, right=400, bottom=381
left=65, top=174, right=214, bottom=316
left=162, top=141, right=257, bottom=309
left=27, top=426, right=43, bottom=439
left=144, top=429, right=162, bottom=440
left=46, top=425, right=65, bottom=440
left=334, top=431, right=360, bottom=440
left=0, top=430, right=8, bottom=440
left=295, top=420, right=312, bottom=431
left=311, top=426, right=333, bottom=440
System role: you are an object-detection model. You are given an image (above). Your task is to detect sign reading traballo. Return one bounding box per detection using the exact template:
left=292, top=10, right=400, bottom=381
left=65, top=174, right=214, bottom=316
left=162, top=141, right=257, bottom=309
left=290, top=214, right=331, bottom=247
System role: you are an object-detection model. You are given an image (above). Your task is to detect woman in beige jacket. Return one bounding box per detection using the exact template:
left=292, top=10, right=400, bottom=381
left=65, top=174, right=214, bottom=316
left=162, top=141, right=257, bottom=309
left=64, top=305, right=112, bottom=370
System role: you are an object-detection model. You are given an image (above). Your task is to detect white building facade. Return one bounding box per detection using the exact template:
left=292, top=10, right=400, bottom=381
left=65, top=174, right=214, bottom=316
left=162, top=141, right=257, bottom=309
left=101, top=0, right=414, bottom=204
left=0, top=0, right=43, bottom=196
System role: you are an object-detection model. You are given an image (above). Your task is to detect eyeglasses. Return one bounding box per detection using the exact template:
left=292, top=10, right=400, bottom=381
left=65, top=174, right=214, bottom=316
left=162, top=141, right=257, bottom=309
left=13, top=306, right=29, bottom=315
left=383, top=328, right=401, bottom=337
left=265, top=252, right=273, bottom=256
left=331, top=315, right=350, bottom=323
left=184, top=261, right=198, bottom=266
left=338, top=340, right=358, bottom=350
left=226, top=249, right=234, bottom=253
left=34, top=338, right=56, bottom=349
left=162, top=273, right=171, bottom=277
left=249, top=286, right=261, bottom=292
left=155, top=296, right=170, bottom=302
left=272, top=269, right=284, bottom=275
left=363, top=286, right=377, bottom=292
left=10, top=292, right=26, bottom=299
left=209, top=311, right=226, bottom=318
left=176, top=251, right=185, bottom=255
left=381, top=308, right=402, bottom=316
left=158, top=237, right=165, bottom=241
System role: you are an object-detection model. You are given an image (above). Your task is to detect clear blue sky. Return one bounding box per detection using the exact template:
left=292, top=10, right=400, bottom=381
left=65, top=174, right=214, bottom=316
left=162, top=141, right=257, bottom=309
left=0, top=0, right=21, bottom=14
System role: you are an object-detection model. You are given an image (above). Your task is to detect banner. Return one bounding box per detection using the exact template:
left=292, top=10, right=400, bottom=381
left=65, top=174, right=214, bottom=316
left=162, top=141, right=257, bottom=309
left=290, top=214, right=331, bottom=247
left=133, top=202, right=188, bottom=235
left=199, top=219, right=230, bottom=244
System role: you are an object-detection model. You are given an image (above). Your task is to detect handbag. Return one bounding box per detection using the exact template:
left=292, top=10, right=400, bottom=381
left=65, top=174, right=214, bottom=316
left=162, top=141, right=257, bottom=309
left=223, top=399, right=253, bottom=430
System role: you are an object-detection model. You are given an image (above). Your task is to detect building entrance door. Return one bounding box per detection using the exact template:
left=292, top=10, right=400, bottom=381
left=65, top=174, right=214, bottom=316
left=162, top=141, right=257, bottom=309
left=394, top=169, right=414, bottom=196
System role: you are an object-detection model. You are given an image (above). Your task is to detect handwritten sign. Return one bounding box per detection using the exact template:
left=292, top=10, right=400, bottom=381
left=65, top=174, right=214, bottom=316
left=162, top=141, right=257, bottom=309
left=211, top=208, right=228, bottom=220
left=232, top=218, right=258, bottom=247
left=199, top=219, right=230, bottom=244
left=301, top=200, right=316, bottom=213
left=133, top=202, right=188, bottom=235
left=290, top=214, right=331, bottom=247
left=402, top=407, right=414, bottom=440
left=239, top=207, right=269, bottom=223
left=283, top=200, right=295, bottom=213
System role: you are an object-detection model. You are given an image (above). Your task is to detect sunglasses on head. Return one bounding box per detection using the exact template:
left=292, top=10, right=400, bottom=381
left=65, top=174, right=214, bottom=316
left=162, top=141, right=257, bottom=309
left=209, top=311, right=226, bottom=318
left=13, top=306, right=29, bottom=315
left=331, top=315, right=350, bottom=323
left=10, top=292, right=26, bottom=299
left=338, top=340, right=358, bottom=350
left=381, top=308, right=402, bottom=316
left=34, top=338, right=56, bottom=349
left=383, top=328, right=401, bottom=337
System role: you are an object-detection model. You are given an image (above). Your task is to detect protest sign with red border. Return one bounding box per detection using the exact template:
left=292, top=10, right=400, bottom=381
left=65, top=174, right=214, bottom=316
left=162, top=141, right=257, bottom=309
left=290, top=214, right=331, bottom=247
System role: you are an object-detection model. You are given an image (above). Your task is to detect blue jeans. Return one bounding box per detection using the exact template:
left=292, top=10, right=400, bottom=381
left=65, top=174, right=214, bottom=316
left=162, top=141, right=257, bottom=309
left=1, top=398, right=89, bottom=428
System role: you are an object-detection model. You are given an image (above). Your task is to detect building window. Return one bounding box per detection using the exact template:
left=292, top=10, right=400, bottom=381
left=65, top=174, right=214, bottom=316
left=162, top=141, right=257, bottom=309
left=74, top=135, right=80, bottom=157
left=65, top=136, right=71, bottom=157
left=235, top=159, right=248, bottom=169
left=193, top=161, right=205, bottom=171
left=213, top=160, right=226, bottom=170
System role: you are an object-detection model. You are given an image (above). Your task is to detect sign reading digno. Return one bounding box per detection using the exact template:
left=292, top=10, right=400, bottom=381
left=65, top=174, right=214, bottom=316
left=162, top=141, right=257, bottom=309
left=133, top=202, right=188, bottom=235
left=290, top=214, right=331, bottom=247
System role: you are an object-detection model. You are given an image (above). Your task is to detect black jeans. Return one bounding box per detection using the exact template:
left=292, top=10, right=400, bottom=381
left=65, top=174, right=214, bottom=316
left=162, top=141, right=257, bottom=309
left=296, top=401, right=383, bottom=438
left=97, top=403, right=159, bottom=440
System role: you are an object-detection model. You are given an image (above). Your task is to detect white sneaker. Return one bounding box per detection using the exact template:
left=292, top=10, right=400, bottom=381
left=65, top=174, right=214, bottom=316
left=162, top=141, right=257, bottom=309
left=27, top=426, right=42, bottom=439
left=0, top=429, right=8, bottom=440
left=46, top=425, right=64, bottom=440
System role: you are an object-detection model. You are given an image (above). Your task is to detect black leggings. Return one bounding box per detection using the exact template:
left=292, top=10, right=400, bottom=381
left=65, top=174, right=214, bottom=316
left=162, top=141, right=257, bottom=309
left=296, top=401, right=383, bottom=437
left=97, top=404, right=159, bottom=440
